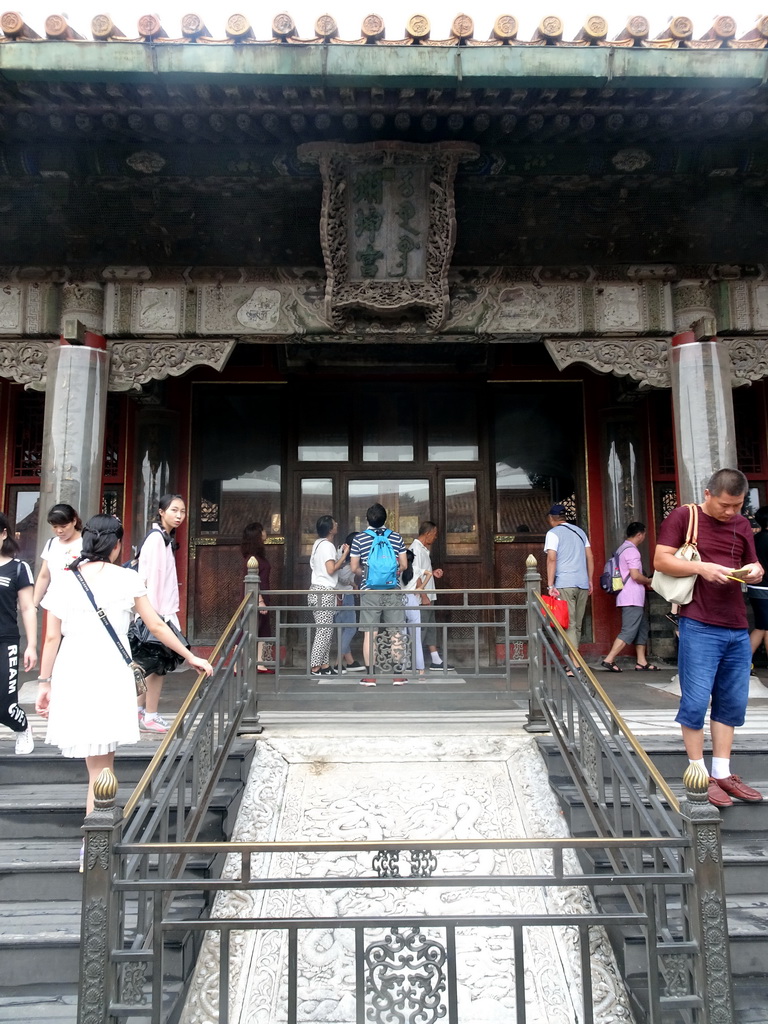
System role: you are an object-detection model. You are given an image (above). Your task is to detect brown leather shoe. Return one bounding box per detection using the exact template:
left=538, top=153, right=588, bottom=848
left=707, top=779, right=733, bottom=807
left=712, top=775, right=763, bottom=803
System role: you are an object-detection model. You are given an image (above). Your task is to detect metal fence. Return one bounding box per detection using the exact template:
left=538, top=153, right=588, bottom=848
left=75, top=557, right=734, bottom=1024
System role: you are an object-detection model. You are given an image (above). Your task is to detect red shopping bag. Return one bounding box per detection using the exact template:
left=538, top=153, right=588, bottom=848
left=542, top=594, right=570, bottom=629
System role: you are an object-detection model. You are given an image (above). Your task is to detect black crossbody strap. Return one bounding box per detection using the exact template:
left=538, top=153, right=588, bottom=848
left=556, top=523, right=586, bottom=545
left=72, top=568, right=133, bottom=667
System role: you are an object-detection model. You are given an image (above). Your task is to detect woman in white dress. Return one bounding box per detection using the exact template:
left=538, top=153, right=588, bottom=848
left=35, top=515, right=213, bottom=818
left=32, top=503, right=83, bottom=608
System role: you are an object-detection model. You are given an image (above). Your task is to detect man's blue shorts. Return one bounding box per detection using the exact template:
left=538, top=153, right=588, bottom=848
left=676, top=616, right=751, bottom=730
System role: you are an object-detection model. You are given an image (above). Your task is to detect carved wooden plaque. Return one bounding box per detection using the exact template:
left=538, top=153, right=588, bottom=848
left=299, top=141, right=479, bottom=330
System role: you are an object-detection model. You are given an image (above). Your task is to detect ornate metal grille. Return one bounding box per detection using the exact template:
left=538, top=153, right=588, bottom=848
left=103, top=397, right=121, bottom=478
left=12, top=391, right=44, bottom=478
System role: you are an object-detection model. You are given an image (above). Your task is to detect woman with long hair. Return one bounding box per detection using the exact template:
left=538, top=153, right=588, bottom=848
left=241, top=522, right=272, bottom=672
left=0, top=512, right=37, bottom=754
left=308, top=515, right=349, bottom=677
left=136, top=493, right=187, bottom=733
left=32, top=503, right=83, bottom=608
left=35, top=515, right=212, bottom=830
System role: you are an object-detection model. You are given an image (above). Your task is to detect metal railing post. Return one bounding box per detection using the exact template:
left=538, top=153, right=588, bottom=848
left=241, top=555, right=262, bottom=731
left=679, top=763, right=735, bottom=1024
left=523, top=554, right=549, bottom=733
left=77, top=767, right=122, bottom=1024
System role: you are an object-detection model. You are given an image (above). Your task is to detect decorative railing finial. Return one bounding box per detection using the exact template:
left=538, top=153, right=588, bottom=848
left=93, top=766, right=119, bottom=809
left=682, top=761, right=709, bottom=801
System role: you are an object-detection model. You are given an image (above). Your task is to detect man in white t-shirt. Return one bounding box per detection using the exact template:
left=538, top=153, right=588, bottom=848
left=544, top=503, right=593, bottom=651
left=410, top=520, right=453, bottom=671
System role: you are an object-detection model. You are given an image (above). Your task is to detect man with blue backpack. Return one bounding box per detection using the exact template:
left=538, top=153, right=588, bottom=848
left=350, top=503, right=409, bottom=686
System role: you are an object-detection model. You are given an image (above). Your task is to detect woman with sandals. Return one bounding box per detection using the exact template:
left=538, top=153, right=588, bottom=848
left=35, top=515, right=212, bottom=861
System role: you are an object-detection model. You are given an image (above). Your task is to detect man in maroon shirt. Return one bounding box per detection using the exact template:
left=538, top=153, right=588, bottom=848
left=654, top=468, right=764, bottom=807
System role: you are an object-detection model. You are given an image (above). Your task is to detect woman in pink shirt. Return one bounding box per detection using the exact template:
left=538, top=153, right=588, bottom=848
left=137, top=493, right=186, bottom=733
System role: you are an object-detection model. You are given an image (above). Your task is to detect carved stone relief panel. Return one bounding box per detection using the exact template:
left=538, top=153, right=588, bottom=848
left=753, top=284, right=768, bottom=331
left=61, top=281, right=104, bottom=333
left=131, top=285, right=183, bottom=334
left=0, top=286, right=22, bottom=332
left=596, top=284, right=643, bottom=333
left=299, top=141, right=479, bottom=331
left=478, top=284, right=582, bottom=334
left=199, top=283, right=325, bottom=335
left=671, top=280, right=715, bottom=333
left=725, top=281, right=751, bottom=333
left=0, top=282, right=58, bottom=335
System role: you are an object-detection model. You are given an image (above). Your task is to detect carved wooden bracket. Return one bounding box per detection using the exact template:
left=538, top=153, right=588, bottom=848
left=0, top=338, right=236, bottom=391
left=298, top=141, right=479, bottom=331
left=545, top=336, right=768, bottom=389
left=108, top=339, right=237, bottom=391
left=544, top=337, right=672, bottom=388
left=0, top=340, right=53, bottom=389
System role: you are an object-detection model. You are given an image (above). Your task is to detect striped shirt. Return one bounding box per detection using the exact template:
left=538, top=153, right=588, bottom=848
left=350, top=528, right=405, bottom=590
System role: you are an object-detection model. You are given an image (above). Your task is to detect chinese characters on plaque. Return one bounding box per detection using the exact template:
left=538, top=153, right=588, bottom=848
left=350, top=166, right=427, bottom=282
left=298, top=141, right=479, bottom=329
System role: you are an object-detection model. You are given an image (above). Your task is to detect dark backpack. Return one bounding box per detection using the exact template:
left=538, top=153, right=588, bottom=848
left=364, top=528, right=399, bottom=589
left=122, top=527, right=169, bottom=570
left=599, top=541, right=632, bottom=594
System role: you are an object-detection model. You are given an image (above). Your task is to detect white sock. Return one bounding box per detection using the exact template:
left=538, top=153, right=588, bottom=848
left=689, top=758, right=707, bottom=773
left=431, top=652, right=442, bottom=664
left=144, top=712, right=158, bottom=722
left=711, top=757, right=731, bottom=780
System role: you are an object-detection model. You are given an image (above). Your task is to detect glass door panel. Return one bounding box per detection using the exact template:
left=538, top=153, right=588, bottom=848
left=300, top=479, right=334, bottom=555
left=348, top=479, right=429, bottom=541
left=445, top=478, right=479, bottom=555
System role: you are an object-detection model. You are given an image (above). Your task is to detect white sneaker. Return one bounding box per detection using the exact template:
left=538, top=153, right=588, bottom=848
left=15, top=723, right=34, bottom=755
left=140, top=713, right=170, bottom=734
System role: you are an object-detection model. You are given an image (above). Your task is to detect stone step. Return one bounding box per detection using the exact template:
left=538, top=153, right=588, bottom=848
left=576, top=837, right=768, bottom=896
left=0, top=780, right=244, bottom=839
left=0, top=900, right=82, bottom=986
left=0, top=840, right=82, bottom=901
left=551, top=779, right=768, bottom=837
left=602, top=894, right=768, bottom=979
left=0, top=737, right=255, bottom=788
left=536, top=735, right=768, bottom=786
left=0, top=893, right=208, bottom=988
left=0, top=983, right=78, bottom=1023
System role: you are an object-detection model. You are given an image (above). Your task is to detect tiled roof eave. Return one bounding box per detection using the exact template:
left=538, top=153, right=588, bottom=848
left=1, top=39, right=767, bottom=91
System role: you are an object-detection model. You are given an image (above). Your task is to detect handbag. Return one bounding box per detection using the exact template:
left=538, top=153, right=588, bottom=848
left=542, top=593, right=570, bottom=629
left=72, top=568, right=147, bottom=696
left=651, top=503, right=701, bottom=606
left=128, top=616, right=189, bottom=676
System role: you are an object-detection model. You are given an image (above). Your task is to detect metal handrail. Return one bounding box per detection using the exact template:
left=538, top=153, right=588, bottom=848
left=123, top=593, right=249, bottom=819
left=533, top=592, right=681, bottom=814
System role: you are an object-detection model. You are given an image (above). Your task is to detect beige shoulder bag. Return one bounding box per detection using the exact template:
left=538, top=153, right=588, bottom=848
left=651, top=503, right=700, bottom=606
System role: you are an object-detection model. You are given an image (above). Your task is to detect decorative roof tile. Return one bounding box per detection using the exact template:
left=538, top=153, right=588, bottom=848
left=0, top=10, right=767, bottom=47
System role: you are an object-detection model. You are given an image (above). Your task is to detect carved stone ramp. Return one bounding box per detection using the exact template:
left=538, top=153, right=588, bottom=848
left=181, top=733, right=634, bottom=1024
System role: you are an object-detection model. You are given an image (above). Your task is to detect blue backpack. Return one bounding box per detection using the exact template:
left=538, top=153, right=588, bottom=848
left=364, top=528, right=399, bottom=589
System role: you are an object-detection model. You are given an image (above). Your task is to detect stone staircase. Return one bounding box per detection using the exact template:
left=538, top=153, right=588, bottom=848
left=538, top=735, right=768, bottom=1023
left=0, top=737, right=256, bottom=1023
